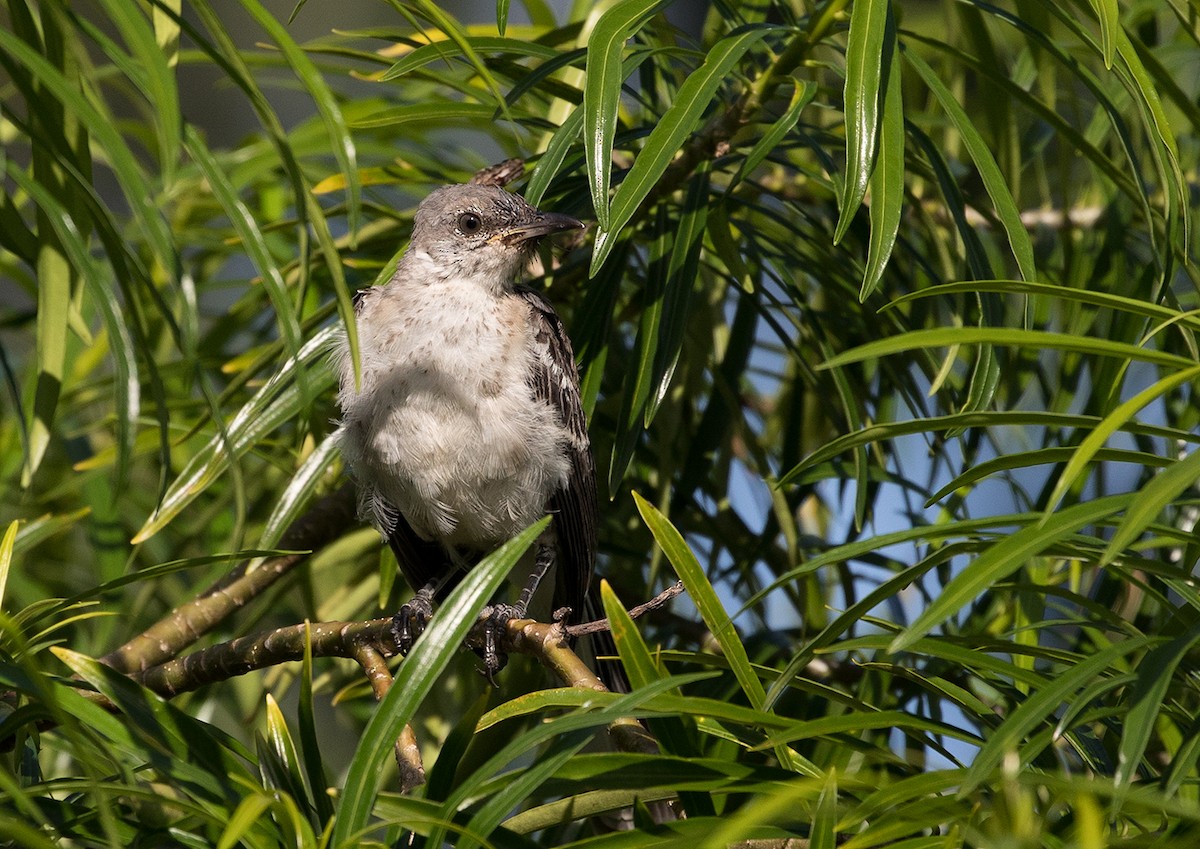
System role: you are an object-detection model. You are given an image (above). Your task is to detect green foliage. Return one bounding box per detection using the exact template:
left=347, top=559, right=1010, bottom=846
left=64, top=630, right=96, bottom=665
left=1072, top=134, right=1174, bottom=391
left=2, top=0, right=1199, bottom=846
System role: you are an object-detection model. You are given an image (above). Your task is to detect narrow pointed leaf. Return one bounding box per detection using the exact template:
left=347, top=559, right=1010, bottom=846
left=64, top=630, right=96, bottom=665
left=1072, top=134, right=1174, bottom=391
left=834, top=0, right=891, bottom=244
left=590, top=25, right=773, bottom=274
left=95, top=0, right=182, bottom=183
left=380, top=37, right=558, bottom=80
left=860, top=35, right=903, bottom=300
left=238, top=0, right=361, bottom=240
left=526, top=103, right=584, bottom=205
left=331, top=518, right=549, bottom=846
left=633, top=492, right=765, bottom=708
left=633, top=494, right=815, bottom=775
left=905, top=48, right=1035, bottom=281
left=1114, top=622, right=1200, bottom=793
left=1102, top=448, right=1200, bottom=567
left=728, top=79, right=816, bottom=191
left=820, top=328, right=1195, bottom=372
left=890, top=494, right=1131, bottom=654
left=0, top=520, right=17, bottom=608
left=185, top=127, right=305, bottom=378
left=583, top=0, right=668, bottom=229
left=1046, top=364, right=1200, bottom=515
left=961, top=636, right=1152, bottom=795
left=133, top=327, right=338, bottom=543
left=1088, top=0, right=1118, bottom=67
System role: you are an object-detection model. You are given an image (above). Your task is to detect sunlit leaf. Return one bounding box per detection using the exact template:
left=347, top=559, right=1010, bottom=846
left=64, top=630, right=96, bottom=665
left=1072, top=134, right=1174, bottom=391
left=834, top=0, right=892, bottom=244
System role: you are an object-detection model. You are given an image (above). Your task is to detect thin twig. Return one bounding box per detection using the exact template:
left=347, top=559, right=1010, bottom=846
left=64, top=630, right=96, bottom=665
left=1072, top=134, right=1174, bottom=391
left=564, top=581, right=685, bottom=638
left=353, top=641, right=425, bottom=793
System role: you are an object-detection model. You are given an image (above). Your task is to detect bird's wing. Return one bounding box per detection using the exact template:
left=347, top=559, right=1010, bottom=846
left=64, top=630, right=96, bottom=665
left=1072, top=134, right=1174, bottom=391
left=517, top=287, right=597, bottom=622
left=368, top=488, right=459, bottom=599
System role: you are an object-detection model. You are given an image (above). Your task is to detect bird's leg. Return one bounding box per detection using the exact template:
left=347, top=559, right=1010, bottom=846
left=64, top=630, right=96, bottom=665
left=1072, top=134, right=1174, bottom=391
left=476, top=542, right=556, bottom=684
left=391, top=566, right=459, bottom=655
left=391, top=584, right=435, bottom=655
left=516, top=541, right=556, bottom=618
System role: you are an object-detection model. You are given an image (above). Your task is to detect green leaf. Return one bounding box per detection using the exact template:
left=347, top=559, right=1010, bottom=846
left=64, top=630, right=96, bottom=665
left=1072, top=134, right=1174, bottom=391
left=599, top=581, right=662, bottom=691
left=781, top=410, right=1199, bottom=486
left=590, top=25, right=773, bottom=274
left=834, top=0, right=892, bottom=244
left=1114, top=621, right=1200, bottom=794
left=583, top=0, right=668, bottom=229
left=883, top=280, right=1200, bottom=331
left=94, top=0, right=182, bottom=185
left=351, top=102, right=503, bottom=129
left=411, top=0, right=517, bottom=126
left=609, top=208, right=671, bottom=489
left=185, top=128, right=305, bottom=385
left=0, top=11, right=177, bottom=276
left=961, top=636, right=1152, bottom=795
left=633, top=493, right=764, bottom=708
left=217, top=795, right=273, bottom=849
left=1113, top=26, right=1190, bottom=249
left=297, top=624, right=335, bottom=826
left=262, top=694, right=309, bottom=805
left=810, top=769, right=838, bottom=849
left=525, top=103, right=584, bottom=205
left=755, top=710, right=979, bottom=751
left=330, top=517, right=549, bottom=848
left=1102, top=447, right=1200, bottom=567
left=0, top=520, right=17, bottom=609
left=4, top=160, right=140, bottom=492
left=458, top=731, right=592, bottom=849
left=150, top=0, right=182, bottom=67
left=632, top=493, right=817, bottom=778
left=646, top=167, right=708, bottom=423
left=926, top=447, right=1171, bottom=508
left=257, top=434, right=342, bottom=550
left=1088, top=0, right=1119, bottom=68
left=430, top=676, right=702, bottom=847
left=820, top=327, right=1195, bottom=372
left=380, top=37, right=558, bottom=80
left=728, top=79, right=816, bottom=192
left=904, top=48, right=1035, bottom=282
left=51, top=648, right=257, bottom=797
left=859, top=33, right=903, bottom=300
left=1046, top=364, right=1200, bottom=515
left=600, top=581, right=717, bottom=817
left=28, top=212, right=71, bottom=489
left=132, top=327, right=337, bottom=543
left=889, top=494, right=1131, bottom=654
left=238, top=0, right=361, bottom=240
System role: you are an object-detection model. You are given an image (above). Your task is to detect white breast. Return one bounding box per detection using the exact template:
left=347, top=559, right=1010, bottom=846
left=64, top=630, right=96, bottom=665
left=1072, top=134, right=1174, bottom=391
left=335, top=271, right=570, bottom=550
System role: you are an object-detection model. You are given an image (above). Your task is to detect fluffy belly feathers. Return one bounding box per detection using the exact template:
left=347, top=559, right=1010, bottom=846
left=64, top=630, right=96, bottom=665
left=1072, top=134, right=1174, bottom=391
left=337, top=284, right=570, bottom=549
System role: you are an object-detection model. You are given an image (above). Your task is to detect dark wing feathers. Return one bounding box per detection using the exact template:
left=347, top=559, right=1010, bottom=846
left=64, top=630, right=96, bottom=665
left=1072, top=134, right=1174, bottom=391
left=516, top=287, right=598, bottom=623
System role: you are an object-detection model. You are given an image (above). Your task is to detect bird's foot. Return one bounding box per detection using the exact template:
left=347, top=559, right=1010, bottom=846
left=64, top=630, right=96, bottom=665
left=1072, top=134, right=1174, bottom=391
left=391, top=591, right=435, bottom=655
left=474, top=603, right=520, bottom=686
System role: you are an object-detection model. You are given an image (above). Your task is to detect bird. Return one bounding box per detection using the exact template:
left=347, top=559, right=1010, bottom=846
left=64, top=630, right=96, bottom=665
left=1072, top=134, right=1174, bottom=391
left=333, top=183, right=597, bottom=681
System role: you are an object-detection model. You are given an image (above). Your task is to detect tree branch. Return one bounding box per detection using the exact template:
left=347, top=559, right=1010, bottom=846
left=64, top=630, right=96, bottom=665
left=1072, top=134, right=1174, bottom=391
left=102, top=484, right=358, bottom=674
left=353, top=641, right=425, bottom=793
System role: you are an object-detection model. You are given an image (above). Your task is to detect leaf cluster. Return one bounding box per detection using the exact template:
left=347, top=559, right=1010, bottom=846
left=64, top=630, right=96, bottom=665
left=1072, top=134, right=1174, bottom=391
left=1, top=0, right=1198, bottom=846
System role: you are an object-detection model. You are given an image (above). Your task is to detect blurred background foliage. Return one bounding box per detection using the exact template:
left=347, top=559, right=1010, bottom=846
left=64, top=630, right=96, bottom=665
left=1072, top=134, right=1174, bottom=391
left=1, top=0, right=1199, bottom=845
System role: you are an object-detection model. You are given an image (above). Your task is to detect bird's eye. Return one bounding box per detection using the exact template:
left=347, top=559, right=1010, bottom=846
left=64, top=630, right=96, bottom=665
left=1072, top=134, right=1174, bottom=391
left=457, top=212, right=482, bottom=235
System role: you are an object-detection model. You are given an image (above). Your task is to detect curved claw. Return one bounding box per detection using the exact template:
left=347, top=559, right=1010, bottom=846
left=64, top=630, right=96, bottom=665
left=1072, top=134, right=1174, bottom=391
left=391, top=591, right=435, bottom=655
left=476, top=604, right=518, bottom=686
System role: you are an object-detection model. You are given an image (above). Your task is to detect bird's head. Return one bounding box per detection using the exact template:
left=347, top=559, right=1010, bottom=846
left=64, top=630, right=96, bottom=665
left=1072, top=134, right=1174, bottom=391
left=407, top=184, right=585, bottom=287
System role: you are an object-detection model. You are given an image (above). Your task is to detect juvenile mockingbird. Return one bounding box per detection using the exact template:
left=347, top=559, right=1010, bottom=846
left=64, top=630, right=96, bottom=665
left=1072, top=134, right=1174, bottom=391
left=334, top=184, right=595, bottom=679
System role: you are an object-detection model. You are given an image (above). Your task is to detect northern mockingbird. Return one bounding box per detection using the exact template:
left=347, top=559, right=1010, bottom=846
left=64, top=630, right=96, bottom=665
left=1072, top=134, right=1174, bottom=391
left=334, top=184, right=596, bottom=679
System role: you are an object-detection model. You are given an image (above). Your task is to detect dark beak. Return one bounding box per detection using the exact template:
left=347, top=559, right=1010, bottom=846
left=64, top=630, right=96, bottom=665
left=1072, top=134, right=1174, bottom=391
left=500, top=212, right=586, bottom=244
